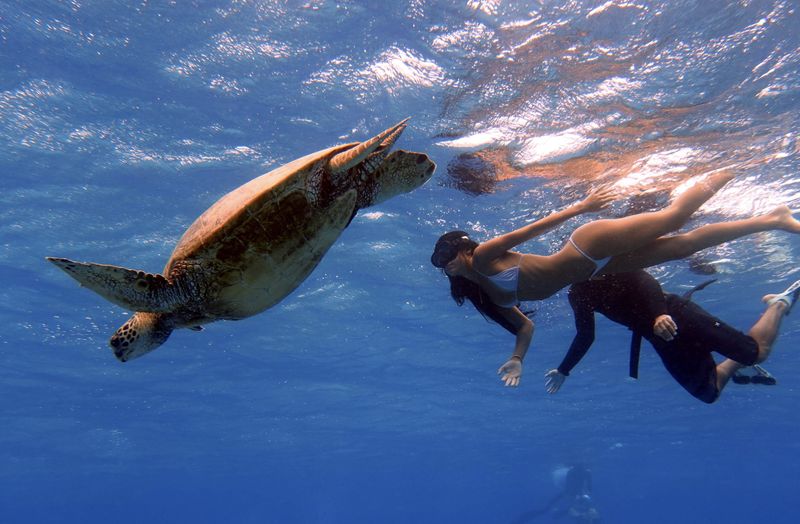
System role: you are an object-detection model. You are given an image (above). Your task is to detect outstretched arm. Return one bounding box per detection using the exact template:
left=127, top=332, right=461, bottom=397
left=496, top=307, right=534, bottom=387
left=545, top=286, right=596, bottom=394
left=474, top=186, right=615, bottom=266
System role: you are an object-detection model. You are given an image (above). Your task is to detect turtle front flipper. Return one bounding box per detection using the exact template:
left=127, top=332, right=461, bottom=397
left=46, top=257, right=180, bottom=313
left=327, top=118, right=409, bottom=174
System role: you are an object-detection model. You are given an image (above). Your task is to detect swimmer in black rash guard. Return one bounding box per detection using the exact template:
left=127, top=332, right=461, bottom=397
left=544, top=270, right=800, bottom=403
left=432, top=171, right=800, bottom=388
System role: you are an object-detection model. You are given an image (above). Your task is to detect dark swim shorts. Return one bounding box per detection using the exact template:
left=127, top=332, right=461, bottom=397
left=646, top=294, right=759, bottom=404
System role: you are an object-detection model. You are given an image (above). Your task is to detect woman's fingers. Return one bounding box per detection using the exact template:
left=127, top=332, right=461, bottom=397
left=594, top=187, right=616, bottom=207
left=584, top=186, right=617, bottom=211
left=500, top=371, right=520, bottom=387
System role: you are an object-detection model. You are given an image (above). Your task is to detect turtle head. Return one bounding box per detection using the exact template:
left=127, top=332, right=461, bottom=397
left=109, top=312, right=173, bottom=362
left=326, top=119, right=436, bottom=208
left=364, top=149, right=436, bottom=207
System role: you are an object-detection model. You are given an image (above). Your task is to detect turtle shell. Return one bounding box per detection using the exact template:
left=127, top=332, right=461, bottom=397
left=162, top=143, right=358, bottom=318
left=166, top=143, right=355, bottom=269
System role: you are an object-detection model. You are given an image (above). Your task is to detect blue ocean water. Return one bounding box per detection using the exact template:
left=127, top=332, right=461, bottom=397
left=2, top=1, right=799, bottom=522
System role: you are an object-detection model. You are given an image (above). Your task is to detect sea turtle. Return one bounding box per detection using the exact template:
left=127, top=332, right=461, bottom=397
left=47, top=119, right=435, bottom=362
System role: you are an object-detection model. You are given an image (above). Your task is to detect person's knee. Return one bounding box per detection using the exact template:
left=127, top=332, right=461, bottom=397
left=689, top=378, right=721, bottom=404
left=741, top=340, right=760, bottom=366
left=694, top=387, right=721, bottom=404
left=670, top=232, right=704, bottom=257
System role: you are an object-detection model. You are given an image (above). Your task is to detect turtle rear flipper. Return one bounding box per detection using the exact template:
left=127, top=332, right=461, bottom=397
left=46, top=257, right=179, bottom=313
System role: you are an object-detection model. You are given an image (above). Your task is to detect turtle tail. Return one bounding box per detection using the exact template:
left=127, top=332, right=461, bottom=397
left=46, top=257, right=180, bottom=313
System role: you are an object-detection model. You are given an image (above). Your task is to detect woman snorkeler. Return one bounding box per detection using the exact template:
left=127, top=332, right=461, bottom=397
left=431, top=171, right=800, bottom=387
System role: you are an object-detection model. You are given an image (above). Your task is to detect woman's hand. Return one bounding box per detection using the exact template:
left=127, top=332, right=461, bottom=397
left=498, top=358, right=522, bottom=387
left=544, top=369, right=566, bottom=394
left=579, top=186, right=616, bottom=213
left=653, top=314, right=678, bottom=341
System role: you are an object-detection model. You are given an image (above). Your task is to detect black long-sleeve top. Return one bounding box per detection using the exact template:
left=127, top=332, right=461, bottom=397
left=557, top=270, right=669, bottom=375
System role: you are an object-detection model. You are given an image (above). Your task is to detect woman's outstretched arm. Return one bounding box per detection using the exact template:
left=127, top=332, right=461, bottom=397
left=495, top=306, right=534, bottom=387
left=473, top=187, right=615, bottom=265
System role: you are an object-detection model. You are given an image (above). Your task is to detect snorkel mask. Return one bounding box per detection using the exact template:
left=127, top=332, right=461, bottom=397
left=431, top=231, right=473, bottom=268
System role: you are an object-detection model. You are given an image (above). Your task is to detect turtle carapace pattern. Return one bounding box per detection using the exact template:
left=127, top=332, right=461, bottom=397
left=47, top=119, right=435, bottom=362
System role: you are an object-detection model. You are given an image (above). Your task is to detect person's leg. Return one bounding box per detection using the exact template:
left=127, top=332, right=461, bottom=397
left=712, top=288, right=792, bottom=393
left=601, top=205, right=800, bottom=273
left=650, top=336, right=720, bottom=404
left=747, top=299, right=789, bottom=363
left=659, top=295, right=761, bottom=402
left=571, top=171, right=734, bottom=258
left=715, top=358, right=743, bottom=392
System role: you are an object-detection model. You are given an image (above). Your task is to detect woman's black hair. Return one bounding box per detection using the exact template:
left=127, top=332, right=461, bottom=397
left=432, top=230, right=520, bottom=336
left=446, top=274, right=520, bottom=336
left=430, top=230, right=475, bottom=269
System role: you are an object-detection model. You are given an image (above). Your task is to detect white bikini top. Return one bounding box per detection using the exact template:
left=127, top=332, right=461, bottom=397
left=479, top=254, right=522, bottom=307
left=485, top=265, right=520, bottom=292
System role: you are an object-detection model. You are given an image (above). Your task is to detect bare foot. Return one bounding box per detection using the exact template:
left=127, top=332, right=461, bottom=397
left=766, top=205, right=800, bottom=233
left=703, top=170, right=735, bottom=191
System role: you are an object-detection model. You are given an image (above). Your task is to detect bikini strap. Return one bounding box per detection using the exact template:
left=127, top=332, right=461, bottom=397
left=568, top=236, right=591, bottom=260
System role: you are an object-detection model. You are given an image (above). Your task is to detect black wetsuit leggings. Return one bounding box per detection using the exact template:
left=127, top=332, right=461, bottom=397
left=647, top=295, right=758, bottom=404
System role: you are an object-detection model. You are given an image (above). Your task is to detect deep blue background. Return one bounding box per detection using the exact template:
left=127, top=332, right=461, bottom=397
left=2, top=1, right=799, bottom=522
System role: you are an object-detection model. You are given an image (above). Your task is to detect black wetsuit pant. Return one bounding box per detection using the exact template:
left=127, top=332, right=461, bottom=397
left=646, top=295, right=759, bottom=404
